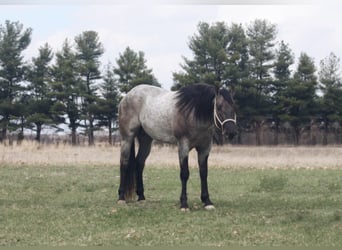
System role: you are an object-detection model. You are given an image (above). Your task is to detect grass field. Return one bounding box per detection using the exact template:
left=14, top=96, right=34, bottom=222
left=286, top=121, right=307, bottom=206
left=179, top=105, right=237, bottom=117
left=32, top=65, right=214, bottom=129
left=0, top=143, right=342, bottom=246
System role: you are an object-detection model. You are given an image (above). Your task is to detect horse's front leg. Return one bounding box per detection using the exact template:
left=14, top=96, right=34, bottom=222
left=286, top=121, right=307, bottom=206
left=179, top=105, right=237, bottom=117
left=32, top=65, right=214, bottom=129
left=178, top=140, right=190, bottom=211
left=197, top=144, right=215, bottom=210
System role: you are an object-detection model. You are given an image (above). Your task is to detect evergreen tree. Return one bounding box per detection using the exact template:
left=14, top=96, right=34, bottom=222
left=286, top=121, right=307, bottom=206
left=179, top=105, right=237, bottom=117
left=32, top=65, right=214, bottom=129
left=224, top=23, right=249, bottom=144
left=51, top=39, right=81, bottom=145
left=172, top=22, right=230, bottom=90
left=225, top=23, right=249, bottom=90
left=96, top=63, right=120, bottom=144
left=75, top=30, right=104, bottom=145
left=273, top=41, right=294, bottom=81
left=26, top=43, right=54, bottom=142
left=0, top=20, right=32, bottom=141
left=318, top=52, right=342, bottom=144
left=247, top=19, right=277, bottom=82
left=281, top=52, right=318, bottom=144
left=114, top=46, right=160, bottom=93
left=271, top=41, right=295, bottom=144
left=245, top=19, right=277, bottom=145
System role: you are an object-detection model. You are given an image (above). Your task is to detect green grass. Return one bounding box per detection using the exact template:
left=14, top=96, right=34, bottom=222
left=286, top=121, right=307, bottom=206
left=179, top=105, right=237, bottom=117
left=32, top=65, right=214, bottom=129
left=1, top=164, right=342, bottom=246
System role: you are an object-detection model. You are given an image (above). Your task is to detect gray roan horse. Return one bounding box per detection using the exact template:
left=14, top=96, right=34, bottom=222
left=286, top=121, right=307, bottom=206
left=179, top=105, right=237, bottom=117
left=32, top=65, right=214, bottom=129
left=118, top=83, right=237, bottom=211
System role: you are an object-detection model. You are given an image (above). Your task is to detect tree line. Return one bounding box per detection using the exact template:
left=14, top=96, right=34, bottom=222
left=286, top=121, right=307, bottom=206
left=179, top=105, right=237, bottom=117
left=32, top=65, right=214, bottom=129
left=172, top=20, right=342, bottom=145
left=0, top=19, right=341, bottom=145
left=0, top=20, right=159, bottom=145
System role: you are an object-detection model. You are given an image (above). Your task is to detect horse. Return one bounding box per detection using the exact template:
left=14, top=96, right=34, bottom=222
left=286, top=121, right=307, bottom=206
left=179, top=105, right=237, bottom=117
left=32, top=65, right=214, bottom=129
left=117, top=83, right=237, bottom=211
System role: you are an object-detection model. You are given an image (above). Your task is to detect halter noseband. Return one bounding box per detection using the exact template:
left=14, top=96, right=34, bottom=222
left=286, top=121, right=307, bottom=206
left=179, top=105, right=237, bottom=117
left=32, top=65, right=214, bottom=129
left=213, top=97, right=237, bottom=133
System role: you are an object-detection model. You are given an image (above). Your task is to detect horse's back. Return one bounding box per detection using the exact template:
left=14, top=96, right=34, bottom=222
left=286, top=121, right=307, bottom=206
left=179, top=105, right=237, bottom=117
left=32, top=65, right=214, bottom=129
left=120, top=85, right=170, bottom=110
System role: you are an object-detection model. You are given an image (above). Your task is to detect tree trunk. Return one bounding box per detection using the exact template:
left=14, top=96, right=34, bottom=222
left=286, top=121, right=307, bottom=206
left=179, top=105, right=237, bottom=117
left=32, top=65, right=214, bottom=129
left=71, top=127, right=77, bottom=146
left=322, top=120, right=328, bottom=145
left=294, top=127, right=300, bottom=145
left=1, top=116, right=9, bottom=143
left=35, top=123, right=42, bottom=142
left=0, top=128, right=6, bottom=143
left=18, top=117, right=25, bottom=144
left=254, top=121, right=262, bottom=146
left=88, top=117, right=94, bottom=146
left=273, top=122, right=279, bottom=145
left=108, top=121, right=112, bottom=145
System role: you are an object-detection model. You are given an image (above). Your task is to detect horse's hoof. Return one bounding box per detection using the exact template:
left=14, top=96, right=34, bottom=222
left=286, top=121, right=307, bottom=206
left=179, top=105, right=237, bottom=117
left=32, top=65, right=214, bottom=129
left=138, top=200, right=146, bottom=204
left=117, top=200, right=126, bottom=205
left=180, top=207, right=190, bottom=212
left=204, top=205, right=215, bottom=210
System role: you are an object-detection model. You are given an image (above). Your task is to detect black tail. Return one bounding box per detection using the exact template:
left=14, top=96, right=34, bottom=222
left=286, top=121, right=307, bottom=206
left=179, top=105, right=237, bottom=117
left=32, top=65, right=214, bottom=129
left=124, top=139, right=137, bottom=201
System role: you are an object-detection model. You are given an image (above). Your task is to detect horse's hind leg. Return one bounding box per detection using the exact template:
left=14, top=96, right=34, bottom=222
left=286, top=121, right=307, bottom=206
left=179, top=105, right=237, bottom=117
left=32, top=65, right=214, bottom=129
left=136, top=129, right=153, bottom=201
left=118, top=135, right=136, bottom=202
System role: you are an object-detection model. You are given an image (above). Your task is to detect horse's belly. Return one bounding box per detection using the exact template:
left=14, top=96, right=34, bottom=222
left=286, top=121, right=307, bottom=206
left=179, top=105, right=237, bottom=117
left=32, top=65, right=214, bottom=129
left=142, top=122, right=177, bottom=144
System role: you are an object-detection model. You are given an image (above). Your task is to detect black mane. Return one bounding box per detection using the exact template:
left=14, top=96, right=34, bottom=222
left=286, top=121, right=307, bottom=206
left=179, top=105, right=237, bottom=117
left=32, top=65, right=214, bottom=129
left=175, top=84, right=216, bottom=121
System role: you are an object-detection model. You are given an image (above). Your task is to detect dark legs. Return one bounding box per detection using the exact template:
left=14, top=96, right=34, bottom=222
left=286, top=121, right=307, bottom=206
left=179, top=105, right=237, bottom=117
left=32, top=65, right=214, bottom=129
left=136, top=130, right=153, bottom=201
left=197, top=146, right=214, bottom=209
left=118, top=128, right=152, bottom=203
left=120, top=133, right=214, bottom=210
left=179, top=156, right=190, bottom=210
left=178, top=139, right=214, bottom=211
left=178, top=140, right=190, bottom=210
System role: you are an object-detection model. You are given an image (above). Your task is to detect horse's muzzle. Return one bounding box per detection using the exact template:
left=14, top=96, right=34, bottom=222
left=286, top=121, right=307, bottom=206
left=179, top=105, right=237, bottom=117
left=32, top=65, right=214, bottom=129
left=223, top=122, right=237, bottom=141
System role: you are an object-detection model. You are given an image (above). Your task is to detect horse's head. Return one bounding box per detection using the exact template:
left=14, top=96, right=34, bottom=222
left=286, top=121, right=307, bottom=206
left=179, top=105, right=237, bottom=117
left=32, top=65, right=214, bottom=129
left=214, top=88, right=238, bottom=141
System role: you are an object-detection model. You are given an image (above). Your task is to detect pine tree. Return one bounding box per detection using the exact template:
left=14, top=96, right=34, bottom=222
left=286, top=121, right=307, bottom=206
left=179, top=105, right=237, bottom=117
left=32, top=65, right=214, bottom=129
left=51, top=39, right=81, bottom=145
left=172, top=22, right=230, bottom=90
left=96, top=63, right=120, bottom=144
left=271, top=41, right=295, bottom=144
left=224, top=23, right=249, bottom=144
left=75, top=31, right=104, bottom=145
left=114, top=46, right=160, bottom=93
left=225, top=23, right=249, bottom=89
left=0, top=20, right=32, bottom=141
left=245, top=19, right=277, bottom=145
left=26, top=43, right=54, bottom=142
left=318, top=52, right=342, bottom=144
left=247, top=19, right=277, bottom=82
left=281, top=52, right=318, bottom=144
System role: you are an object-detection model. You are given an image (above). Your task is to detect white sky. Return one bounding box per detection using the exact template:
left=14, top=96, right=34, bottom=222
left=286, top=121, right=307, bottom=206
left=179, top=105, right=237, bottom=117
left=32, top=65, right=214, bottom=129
left=0, top=0, right=341, bottom=90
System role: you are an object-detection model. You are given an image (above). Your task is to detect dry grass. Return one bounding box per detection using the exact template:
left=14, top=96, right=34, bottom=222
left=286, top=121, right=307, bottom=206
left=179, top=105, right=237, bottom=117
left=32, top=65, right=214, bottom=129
left=208, top=145, right=342, bottom=169
left=0, top=141, right=341, bottom=169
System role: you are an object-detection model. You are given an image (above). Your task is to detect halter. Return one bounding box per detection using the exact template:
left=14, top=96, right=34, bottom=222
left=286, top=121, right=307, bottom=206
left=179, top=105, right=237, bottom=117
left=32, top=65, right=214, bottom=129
left=213, top=98, right=237, bottom=133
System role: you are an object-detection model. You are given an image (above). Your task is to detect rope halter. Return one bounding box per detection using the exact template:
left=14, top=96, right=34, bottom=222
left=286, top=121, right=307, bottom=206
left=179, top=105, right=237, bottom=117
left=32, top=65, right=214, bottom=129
left=213, top=97, right=237, bottom=134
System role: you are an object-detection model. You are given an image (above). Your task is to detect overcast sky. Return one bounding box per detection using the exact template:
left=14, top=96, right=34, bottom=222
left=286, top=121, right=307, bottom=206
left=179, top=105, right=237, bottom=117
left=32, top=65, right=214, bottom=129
left=0, top=0, right=341, bottom=90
